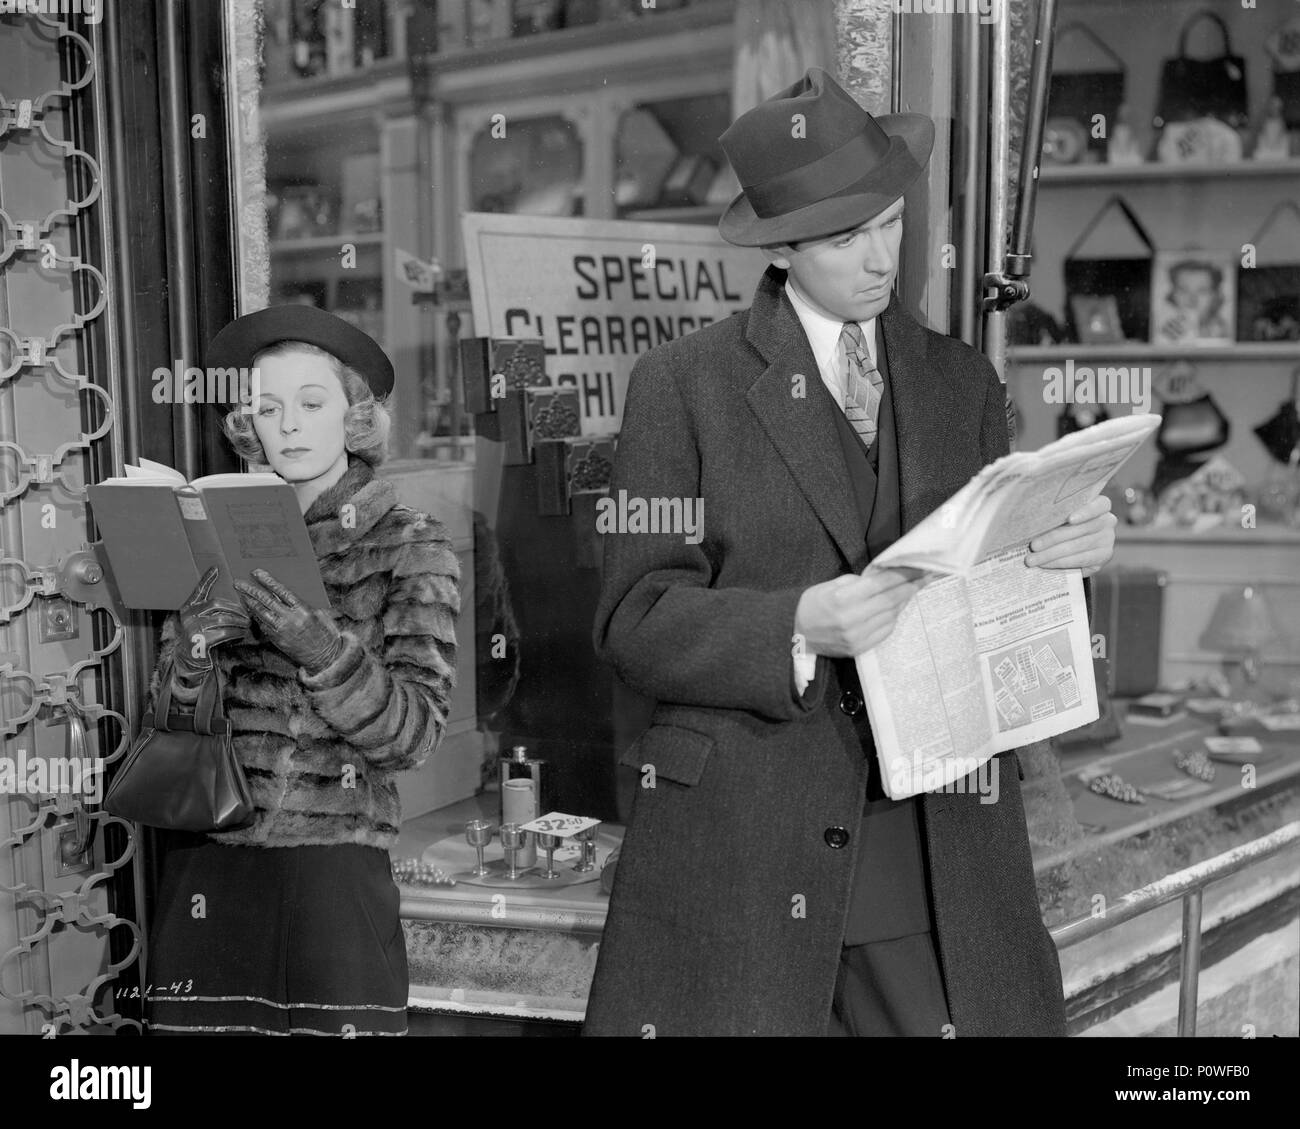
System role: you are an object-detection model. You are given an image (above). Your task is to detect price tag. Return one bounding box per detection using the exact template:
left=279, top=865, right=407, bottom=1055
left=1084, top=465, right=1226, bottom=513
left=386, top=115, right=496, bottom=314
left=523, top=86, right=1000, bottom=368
left=519, top=811, right=600, bottom=837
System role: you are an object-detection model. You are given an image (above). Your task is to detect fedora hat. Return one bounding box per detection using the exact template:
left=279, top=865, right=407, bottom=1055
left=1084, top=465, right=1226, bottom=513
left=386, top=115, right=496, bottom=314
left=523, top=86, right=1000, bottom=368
left=205, top=304, right=395, bottom=403
left=718, top=67, right=934, bottom=248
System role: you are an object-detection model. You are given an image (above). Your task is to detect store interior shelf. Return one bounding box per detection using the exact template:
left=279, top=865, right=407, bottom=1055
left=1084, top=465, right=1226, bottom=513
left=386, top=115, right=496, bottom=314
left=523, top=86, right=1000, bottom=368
left=620, top=204, right=725, bottom=224
left=1116, top=523, right=1300, bottom=546
left=1008, top=343, right=1300, bottom=363
left=1038, top=157, right=1300, bottom=186
left=270, top=232, right=385, bottom=254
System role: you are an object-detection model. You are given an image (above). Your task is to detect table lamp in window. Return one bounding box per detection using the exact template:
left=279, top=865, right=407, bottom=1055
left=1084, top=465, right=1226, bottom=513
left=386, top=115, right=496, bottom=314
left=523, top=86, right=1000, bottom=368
left=1199, top=586, right=1281, bottom=704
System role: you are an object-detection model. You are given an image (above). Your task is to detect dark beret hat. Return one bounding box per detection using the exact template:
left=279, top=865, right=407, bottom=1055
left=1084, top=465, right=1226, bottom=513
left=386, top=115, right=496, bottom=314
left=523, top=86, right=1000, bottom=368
left=206, top=304, right=394, bottom=400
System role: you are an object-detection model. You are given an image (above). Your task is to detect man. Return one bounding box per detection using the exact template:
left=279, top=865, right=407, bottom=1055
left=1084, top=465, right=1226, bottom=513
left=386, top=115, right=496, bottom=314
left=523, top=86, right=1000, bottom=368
left=583, top=68, right=1115, bottom=1037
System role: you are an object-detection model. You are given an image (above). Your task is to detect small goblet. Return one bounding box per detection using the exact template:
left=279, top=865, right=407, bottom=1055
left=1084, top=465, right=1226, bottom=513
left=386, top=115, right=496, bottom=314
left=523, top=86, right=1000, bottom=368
left=465, top=819, right=493, bottom=877
left=536, top=831, right=563, bottom=879
left=500, top=823, right=525, bottom=880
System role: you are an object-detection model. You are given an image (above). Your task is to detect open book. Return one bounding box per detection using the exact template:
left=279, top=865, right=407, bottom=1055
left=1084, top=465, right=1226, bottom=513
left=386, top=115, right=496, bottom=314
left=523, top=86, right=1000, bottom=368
left=87, top=458, right=329, bottom=611
left=856, top=413, right=1161, bottom=799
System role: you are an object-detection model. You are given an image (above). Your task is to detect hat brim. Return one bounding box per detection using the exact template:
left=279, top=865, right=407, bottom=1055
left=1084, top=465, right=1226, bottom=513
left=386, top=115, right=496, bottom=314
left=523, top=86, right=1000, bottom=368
left=718, top=113, right=935, bottom=248
left=204, top=305, right=394, bottom=413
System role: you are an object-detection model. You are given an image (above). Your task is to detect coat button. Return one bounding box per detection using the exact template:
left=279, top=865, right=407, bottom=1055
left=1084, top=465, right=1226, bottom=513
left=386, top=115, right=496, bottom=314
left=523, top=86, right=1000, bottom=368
left=838, top=690, right=862, bottom=716
left=824, top=826, right=850, bottom=849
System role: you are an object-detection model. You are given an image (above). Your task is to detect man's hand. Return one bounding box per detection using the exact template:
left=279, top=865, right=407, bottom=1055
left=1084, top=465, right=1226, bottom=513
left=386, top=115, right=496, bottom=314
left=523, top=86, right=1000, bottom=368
left=1024, top=495, right=1117, bottom=577
left=793, top=568, right=926, bottom=659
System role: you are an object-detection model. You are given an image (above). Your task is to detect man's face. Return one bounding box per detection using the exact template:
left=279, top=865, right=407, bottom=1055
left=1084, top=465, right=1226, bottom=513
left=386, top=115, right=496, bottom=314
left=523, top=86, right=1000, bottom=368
left=764, top=196, right=905, bottom=322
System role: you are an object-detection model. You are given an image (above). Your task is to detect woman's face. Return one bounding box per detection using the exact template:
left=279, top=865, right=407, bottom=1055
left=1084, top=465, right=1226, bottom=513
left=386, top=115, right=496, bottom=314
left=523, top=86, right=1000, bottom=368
left=250, top=349, right=349, bottom=488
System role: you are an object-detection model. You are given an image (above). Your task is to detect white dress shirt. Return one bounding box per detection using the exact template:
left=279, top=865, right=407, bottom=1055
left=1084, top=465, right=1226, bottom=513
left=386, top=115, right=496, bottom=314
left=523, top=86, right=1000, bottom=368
left=784, top=277, right=878, bottom=697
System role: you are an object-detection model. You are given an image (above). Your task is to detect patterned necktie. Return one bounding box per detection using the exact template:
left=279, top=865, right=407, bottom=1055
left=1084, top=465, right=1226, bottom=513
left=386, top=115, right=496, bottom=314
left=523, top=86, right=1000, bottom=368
left=839, top=321, right=883, bottom=449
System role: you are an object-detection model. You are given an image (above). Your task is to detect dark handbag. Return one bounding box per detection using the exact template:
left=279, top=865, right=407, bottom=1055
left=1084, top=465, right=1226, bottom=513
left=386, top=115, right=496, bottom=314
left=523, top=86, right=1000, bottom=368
left=104, top=664, right=254, bottom=832
left=1047, top=23, right=1126, bottom=160
left=1237, top=201, right=1300, bottom=344
left=1063, top=195, right=1154, bottom=343
left=1157, top=392, right=1230, bottom=457
left=1154, top=10, right=1249, bottom=132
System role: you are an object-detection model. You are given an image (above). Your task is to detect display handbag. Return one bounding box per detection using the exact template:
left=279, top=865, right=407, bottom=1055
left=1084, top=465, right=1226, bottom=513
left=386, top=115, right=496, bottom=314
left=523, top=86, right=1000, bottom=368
left=104, top=663, right=254, bottom=832
left=1046, top=22, right=1126, bottom=161
left=1154, top=10, right=1249, bottom=133
left=1237, top=200, right=1300, bottom=344
left=1063, top=195, right=1155, bottom=343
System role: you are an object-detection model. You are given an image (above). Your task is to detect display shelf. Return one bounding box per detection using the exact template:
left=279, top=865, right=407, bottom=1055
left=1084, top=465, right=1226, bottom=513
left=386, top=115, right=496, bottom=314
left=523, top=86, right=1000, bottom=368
left=1116, top=522, right=1300, bottom=546
left=1038, top=158, right=1300, bottom=187
left=1009, top=342, right=1300, bottom=362
left=621, top=204, right=725, bottom=224
left=269, top=232, right=384, bottom=254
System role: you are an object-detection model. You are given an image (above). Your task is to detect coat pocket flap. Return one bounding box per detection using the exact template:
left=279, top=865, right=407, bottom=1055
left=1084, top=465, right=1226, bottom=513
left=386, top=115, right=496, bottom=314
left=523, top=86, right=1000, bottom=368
left=618, top=724, right=715, bottom=786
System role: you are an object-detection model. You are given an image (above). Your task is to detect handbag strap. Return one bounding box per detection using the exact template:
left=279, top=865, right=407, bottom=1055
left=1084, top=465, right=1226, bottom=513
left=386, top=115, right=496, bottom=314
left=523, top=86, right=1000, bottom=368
left=1247, top=199, right=1300, bottom=247
left=1178, top=9, right=1234, bottom=60
left=152, top=659, right=223, bottom=734
left=1053, top=21, right=1125, bottom=74
left=1064, top=194, right=1155, bottom=260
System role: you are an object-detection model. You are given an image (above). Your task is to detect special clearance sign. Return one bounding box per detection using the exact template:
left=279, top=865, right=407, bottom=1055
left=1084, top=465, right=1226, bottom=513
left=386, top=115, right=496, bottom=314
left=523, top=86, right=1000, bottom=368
left=461, top=213, right=768, bottom=435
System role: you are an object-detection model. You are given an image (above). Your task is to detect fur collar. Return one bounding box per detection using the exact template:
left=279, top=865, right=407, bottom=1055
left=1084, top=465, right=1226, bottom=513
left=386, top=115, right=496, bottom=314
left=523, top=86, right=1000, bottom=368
left=306, top=456, right=400, bottom=558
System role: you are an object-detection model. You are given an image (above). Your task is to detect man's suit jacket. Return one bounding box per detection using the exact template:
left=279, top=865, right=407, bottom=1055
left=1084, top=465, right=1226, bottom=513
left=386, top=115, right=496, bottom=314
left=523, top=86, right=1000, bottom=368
left=583, top=264, right=1066, bottom=1037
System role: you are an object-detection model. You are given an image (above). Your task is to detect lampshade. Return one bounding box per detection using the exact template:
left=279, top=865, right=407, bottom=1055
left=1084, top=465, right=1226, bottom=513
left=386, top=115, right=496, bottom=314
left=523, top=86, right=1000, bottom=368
left=1199, top=586, right=1281, bottom=653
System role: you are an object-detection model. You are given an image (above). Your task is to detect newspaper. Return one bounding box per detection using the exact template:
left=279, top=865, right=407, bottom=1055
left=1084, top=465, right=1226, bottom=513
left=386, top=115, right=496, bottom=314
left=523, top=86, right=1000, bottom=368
left=855, top=413, right=1161, bottom=799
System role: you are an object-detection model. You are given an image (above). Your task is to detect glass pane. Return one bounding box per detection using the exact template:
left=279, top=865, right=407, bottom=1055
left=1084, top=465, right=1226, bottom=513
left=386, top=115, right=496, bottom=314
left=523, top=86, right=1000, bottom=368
left=468, top=114, right=583, bottom=216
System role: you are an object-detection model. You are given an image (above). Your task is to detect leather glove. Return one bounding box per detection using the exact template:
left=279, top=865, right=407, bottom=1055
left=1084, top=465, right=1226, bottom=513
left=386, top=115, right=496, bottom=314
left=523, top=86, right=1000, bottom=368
left=174, top=566, right=251, bottom=680
left=234, top=568, right=343, bottom=675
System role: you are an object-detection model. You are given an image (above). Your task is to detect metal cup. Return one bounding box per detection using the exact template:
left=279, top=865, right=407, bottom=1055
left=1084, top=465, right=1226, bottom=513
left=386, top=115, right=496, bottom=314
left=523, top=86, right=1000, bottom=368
left=465, top=819, right=493, bottom=877
left=536, top=831, right=563, bottom=879
left=500, top=822, right=525, bottom=880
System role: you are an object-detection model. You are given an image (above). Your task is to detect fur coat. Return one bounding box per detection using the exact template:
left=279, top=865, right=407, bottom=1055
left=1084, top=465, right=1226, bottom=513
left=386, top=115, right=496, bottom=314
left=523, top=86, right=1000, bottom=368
left=151, top=458, right=461, bottom=850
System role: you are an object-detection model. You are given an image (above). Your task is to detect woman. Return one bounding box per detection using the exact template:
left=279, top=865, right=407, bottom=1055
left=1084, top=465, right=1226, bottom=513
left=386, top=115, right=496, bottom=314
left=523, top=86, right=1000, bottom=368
left=142, top=305, right=460, bottom=1035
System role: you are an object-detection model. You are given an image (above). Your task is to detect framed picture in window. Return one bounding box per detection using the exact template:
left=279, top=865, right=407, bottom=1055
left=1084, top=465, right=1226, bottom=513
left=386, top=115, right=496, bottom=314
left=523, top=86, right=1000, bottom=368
left=1150, top=251, right=1236, bottom=347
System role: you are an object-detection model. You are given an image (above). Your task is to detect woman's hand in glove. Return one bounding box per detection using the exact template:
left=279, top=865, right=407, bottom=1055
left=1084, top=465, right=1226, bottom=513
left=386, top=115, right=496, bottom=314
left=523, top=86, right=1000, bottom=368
left=174, top=566, right=251, bottom=678
left=234, top=568, right=343, bottom=675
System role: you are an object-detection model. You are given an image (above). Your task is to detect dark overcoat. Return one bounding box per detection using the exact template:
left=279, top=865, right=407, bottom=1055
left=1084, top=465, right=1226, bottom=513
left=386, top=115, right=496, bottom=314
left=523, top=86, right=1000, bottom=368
left=583, top=264, right=1066, bottom=1036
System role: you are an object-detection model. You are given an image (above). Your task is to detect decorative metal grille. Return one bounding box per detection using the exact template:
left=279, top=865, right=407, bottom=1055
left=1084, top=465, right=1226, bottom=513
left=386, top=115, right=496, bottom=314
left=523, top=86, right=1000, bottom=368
left=0, top=9, right=138, bottom=1035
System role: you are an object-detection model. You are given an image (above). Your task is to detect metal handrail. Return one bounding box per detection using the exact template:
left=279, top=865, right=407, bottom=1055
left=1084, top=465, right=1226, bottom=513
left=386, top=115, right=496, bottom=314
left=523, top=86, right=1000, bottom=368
left=1049, top=821, right=1300, bottom=1036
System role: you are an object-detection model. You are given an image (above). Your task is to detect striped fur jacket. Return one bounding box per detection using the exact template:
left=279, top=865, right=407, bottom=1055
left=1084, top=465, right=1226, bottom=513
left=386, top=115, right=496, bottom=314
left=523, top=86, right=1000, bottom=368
left=150, top=458, right=460, bottom=850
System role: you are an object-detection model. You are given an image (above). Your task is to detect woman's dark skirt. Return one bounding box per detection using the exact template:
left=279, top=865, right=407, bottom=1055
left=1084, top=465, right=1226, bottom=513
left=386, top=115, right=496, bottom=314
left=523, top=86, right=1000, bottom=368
left=144, top=835, right=408, bottom=1036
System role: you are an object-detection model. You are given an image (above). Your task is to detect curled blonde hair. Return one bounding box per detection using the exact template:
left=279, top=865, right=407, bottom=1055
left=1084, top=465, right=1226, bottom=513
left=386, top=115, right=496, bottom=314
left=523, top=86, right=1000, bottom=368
left=222, top=340, right=391, bottom=467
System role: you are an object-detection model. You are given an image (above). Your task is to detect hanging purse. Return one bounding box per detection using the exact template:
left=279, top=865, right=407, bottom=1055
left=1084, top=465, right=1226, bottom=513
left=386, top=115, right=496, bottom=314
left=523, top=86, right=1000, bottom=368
left=104, top=663, right=254, bottom=832
left=1046, top=22, right=1127, bottom=162
left=1063, top=195, right=1154, bottom=343
left=1237, top=200, right=1300, bottom=344
left=1154, top=10, right=1249, bottom=134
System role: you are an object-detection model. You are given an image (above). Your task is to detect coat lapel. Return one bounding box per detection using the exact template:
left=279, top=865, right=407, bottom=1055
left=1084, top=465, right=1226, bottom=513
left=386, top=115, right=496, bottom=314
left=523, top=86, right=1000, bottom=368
left=878, top=294, right=958, bottom=535
left=744, top=266, right=866, bottom=566
left=744, top=265, right=960, bottom=563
